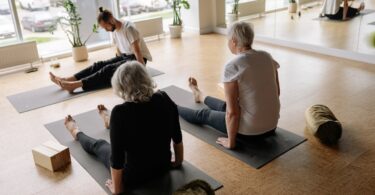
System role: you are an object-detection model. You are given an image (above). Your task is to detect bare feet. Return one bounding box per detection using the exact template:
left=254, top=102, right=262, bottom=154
left=188, top=77, right=203, bottom=103
left=49, top=72, right=62, bottom=87
left=64, top=115, right=80, bottom=140
left=98, top=104, right=110, bottom=129
left=359, top=2, right=365, bottom=11
left=59, top=80, right=82, bottom=94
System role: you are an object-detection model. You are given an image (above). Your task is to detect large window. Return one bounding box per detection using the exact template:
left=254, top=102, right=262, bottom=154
left=0, top=0, right=112, bottom=56
left=1, top=0, right=171, bottom=58
left=118, top=0, right=172, bottom=31
left=15, top=0, right=112, bottom=56
left=0, top=0, right=17, bottom=45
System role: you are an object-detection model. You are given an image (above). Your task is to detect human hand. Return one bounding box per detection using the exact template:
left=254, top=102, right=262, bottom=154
left=216, top=137, right=235, bottom=149
left=105, top=179, right=116, bottom=194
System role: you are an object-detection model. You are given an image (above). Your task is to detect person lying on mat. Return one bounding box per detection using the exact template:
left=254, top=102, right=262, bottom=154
left=177, top=22, right=280, bottom=149
left=63, top=61, right=183, bottom=194
left=49, top=7, right=152, bottom=93
left=321, top=0, right=365, bottom=20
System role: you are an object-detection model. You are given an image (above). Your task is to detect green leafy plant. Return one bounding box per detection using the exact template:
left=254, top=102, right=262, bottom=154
left=289, top=0, right=296, bottom=3
left=51, top=0, right=98, bottom=47
left=165, top=0, right=190, bottom=26
left=231, top=0, right=240, bottom=15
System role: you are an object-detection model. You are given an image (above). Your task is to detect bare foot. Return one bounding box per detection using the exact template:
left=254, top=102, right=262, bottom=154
left=188, top=77, right=203, bottom=103
left=64, top=115, right=80, bottom=140
left=49, top=72, right=62, bottom=87
left=98, top=104, right=110, bottom=129
left=60, top=80, right=82, bottom=94
left=359, top=2, right=365, bottom=11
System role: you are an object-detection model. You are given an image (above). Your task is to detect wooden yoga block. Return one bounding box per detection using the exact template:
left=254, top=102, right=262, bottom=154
left=305, top=104, right=342, bottom=145
left=32, top=141, right=71, bottom=172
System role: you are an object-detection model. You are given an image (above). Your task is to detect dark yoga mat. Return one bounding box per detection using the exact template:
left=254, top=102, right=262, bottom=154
left=45, top=110, right=222, bottom=195
left=161, top=85, right=307, bottom=169
left=7, top=67, right=164, bottom=113
left=313, top=9, right=375, bottom=21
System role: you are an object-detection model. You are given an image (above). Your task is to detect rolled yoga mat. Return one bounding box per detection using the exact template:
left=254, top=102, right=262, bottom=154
left=161, top=85, right=307, bottom=169
left=7, top=67, right=164, bottom=113
left=44, top=110, right=223, bottom=195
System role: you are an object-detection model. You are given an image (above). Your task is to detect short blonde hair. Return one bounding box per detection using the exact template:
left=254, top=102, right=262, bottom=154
left=111, top=61, right=155, bottom=103
left=227, top=22, right=254, bottom=48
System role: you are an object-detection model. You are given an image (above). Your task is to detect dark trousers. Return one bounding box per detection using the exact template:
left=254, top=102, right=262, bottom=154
left=76, top=132, right=111, bottom=169
left=326, top=7, right=360, bottom=20
left=177, top=96, right=275, bottom=140
left=74, top=54, right=147, bottom=91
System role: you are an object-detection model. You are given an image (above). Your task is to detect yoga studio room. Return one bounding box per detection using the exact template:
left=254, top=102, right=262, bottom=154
left=1, top=0, right=375, bottom=194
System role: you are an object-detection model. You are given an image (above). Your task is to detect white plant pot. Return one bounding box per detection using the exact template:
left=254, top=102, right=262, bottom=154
left=72, top=46, right=88, bottom=62
left=288, top=3, right=297, bottom=13
left=227, top=13, right=238, bottom=24
left=169, top=25, right=183, bottom=39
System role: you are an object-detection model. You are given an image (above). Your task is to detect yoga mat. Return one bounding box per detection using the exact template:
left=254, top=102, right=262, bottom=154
left=7, top=67, right=164, bottom=113
left=161, top=85, right=307, bottom=169
left=45, top=110, right=222, bottom=195
left=313, top=9, right=375, bottom=21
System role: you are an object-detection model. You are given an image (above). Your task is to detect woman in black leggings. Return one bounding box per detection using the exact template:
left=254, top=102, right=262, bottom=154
left=64, top=61, right=183, bottom=194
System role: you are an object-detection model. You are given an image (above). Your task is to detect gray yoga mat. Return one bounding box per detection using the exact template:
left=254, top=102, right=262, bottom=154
left=45, top=110, right=222, bottom=195
left=7, top=67, right=164, bottom=113
left=313, top=9, right=375, bottom=21
left=161, top=85, right=307, bottom=169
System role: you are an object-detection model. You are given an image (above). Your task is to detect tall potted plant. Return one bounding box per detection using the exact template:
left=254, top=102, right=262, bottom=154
left=289, top=0, right=297, bottom=13
left=54, top=0, right=98, bottom=62
left=165, top=0, right=190, bottom=38
left=227, top=0, right=240, bottom=24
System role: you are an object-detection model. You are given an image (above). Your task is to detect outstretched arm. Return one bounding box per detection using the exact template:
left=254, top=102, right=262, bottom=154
left=132, top=40, right=145, bottom=65
left=343, top=0, right=349, bottom=20
left=217, top=81, right=240, bottom=149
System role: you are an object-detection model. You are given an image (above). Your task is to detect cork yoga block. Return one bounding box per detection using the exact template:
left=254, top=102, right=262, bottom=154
left=305, top=104, right=342, bottom=145
left=32, top=141, right=71, bottom=172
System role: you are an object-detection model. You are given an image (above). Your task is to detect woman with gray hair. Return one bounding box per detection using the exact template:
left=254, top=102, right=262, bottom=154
left=63, top=61, right=184, bottom=194
left=178, top=22, right=280, bottom=149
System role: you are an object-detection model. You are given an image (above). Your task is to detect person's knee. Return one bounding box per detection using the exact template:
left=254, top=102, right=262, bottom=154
left=196, top=109, right=211, bottom=121
left=94, top=139, right=109, bottom=148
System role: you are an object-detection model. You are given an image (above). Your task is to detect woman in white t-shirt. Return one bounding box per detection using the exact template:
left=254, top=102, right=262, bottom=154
left=49, top=7, right=152, bottom=93
left=321, top=0, right=365, bottom=20
left=177, top=22, right=280, bottom=149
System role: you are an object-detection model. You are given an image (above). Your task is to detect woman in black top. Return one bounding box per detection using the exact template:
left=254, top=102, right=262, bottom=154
left=64, top=61, right=184, bottom=194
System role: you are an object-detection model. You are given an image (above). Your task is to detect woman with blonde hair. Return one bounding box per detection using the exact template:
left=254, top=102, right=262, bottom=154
left=178, top=22, right=280, bottom=149
left=64, top=61, right=184, bottom=194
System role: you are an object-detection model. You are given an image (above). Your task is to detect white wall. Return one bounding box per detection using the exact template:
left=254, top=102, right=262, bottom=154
left=181, top=0, right=216, bottom=34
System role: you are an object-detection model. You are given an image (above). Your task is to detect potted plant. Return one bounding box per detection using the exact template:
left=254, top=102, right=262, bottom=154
left=227, top=0, right=240, bottom=24
left=53, top=0, right=98, bottom=62
left=165, top=0, right=190, bottom=38
left=289, top=0, right=297, bottom=13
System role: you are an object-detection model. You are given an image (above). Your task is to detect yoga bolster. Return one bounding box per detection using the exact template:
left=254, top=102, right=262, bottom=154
left=173, top=180, right=215, bottom=195
left=305, top=104, right=342, bottom=145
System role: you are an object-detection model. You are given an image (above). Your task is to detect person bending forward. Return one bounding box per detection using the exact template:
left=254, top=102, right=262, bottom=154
left=50, top=7, right=152, bottom=93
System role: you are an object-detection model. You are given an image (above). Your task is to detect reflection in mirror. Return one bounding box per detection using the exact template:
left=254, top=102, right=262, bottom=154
left=223, top=0, right=375, bottom=55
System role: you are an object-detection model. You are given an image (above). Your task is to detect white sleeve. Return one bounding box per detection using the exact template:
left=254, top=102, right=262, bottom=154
left=125, top=26, right=140, bottom=44
left=222, top=60, right=242, bottom=83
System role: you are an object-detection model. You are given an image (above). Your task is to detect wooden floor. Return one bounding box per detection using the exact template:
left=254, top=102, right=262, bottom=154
left=246, top=0, right=375, bottom=55
left=0, top=33, right=375, bottom=194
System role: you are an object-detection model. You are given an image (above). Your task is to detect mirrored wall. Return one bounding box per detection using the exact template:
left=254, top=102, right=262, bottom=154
left=222, top=0, right=375, bottom=56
